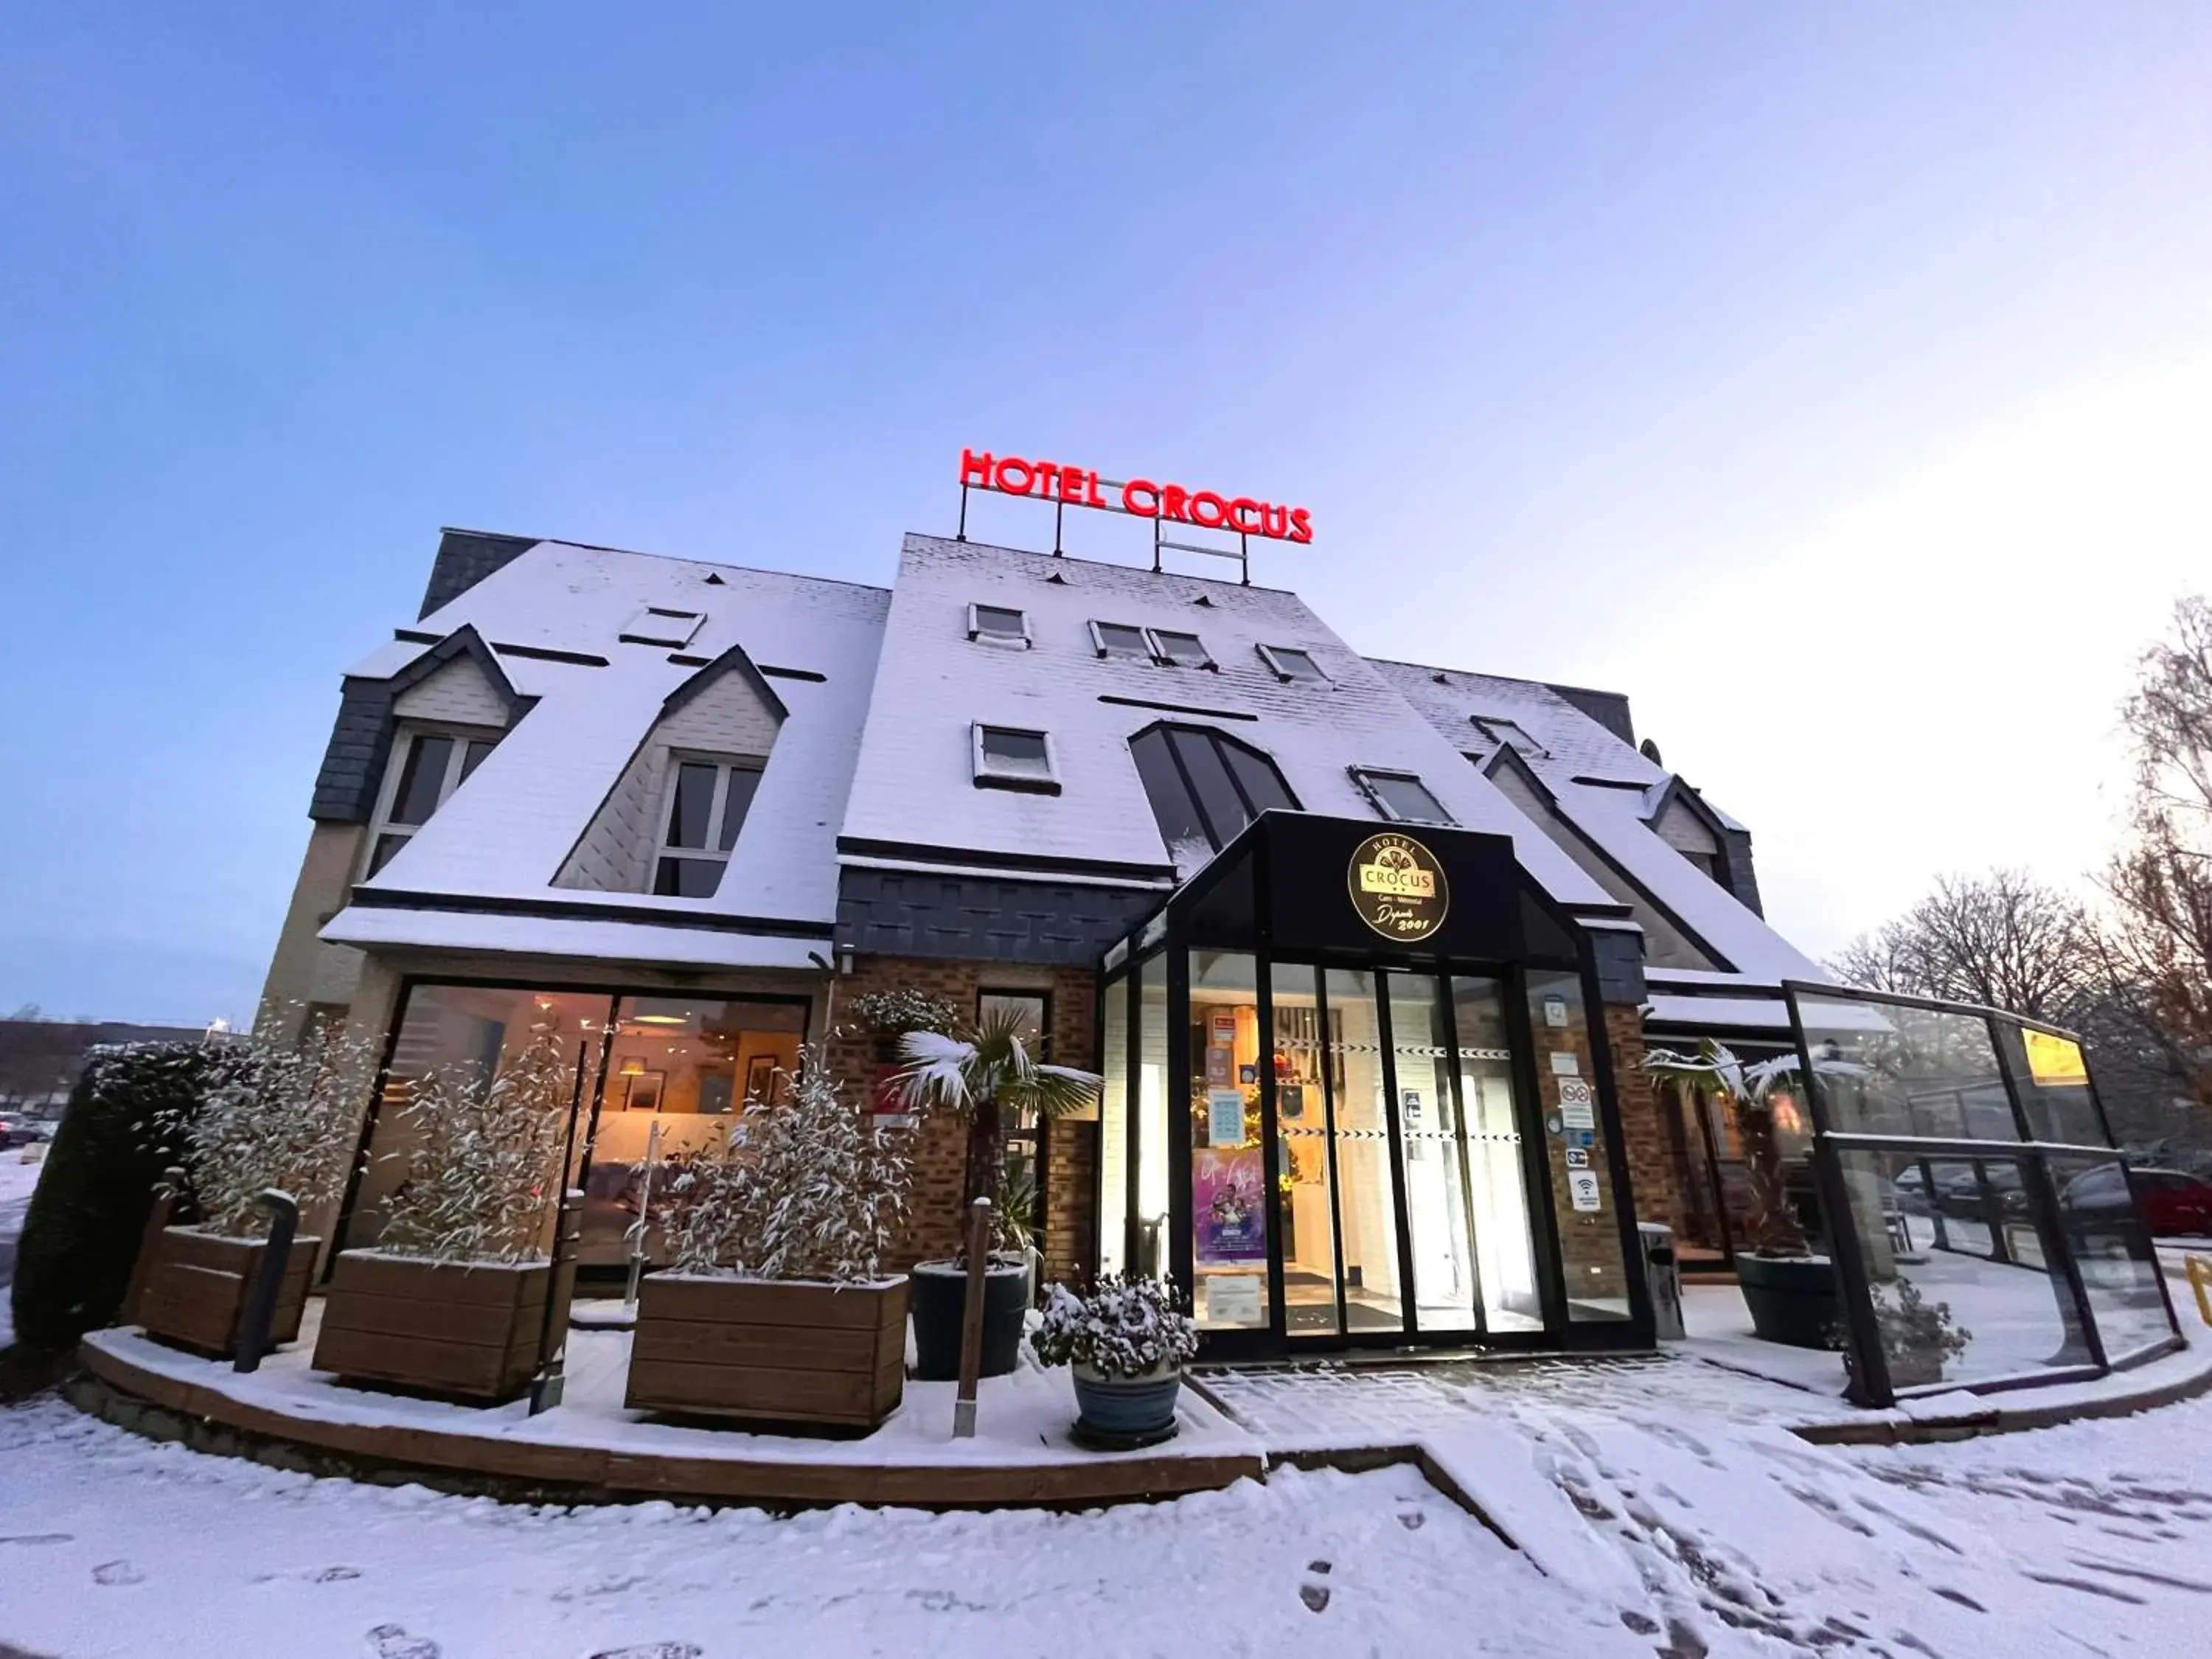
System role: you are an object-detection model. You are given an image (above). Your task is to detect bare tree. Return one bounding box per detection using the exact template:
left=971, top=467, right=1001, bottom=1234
left=2097, top=595, right=2212, bottom=1110
left=1825, top=870, right=2096, bottom=1020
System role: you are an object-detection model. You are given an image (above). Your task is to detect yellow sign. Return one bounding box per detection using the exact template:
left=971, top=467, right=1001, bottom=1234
left=1348, top=833, right=1449, bottom=942
left=2023, top=1027, right=2089, bottom=1088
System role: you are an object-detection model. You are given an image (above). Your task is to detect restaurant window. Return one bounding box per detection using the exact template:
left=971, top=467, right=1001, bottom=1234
left=1098, top=977, right=1130, bottom=1277
left=972, top=724, right=1060, bottom=793
left=653, top=757, right=764, bottom=895
left=364, top=726, right=500, bottom=877
left=1524, top=970, right=1632, bottom=1321
left=1129, top=724, right=1298, bottom=858
left=1256, top=644, right=1327, bottom=684
left=586, top=995, right=807, bottom=1268
left=1134, top=956, right=1172, bottom=1279
left=967, top=603, right=1030, bottom=647
left=1189, top=950, right=1269, bottom=1330
left=339, top=984, right=608, bottom=1256
left=1350, top=767, right=1455, bottom=827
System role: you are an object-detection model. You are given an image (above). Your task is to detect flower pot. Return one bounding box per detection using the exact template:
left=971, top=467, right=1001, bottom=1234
left=626, top=1273, right=908, bottom=1431
left=1071, top=1363, right=1183, bottom=1449
left=1733, top=1253, right=1841, bottom=1350
left=908, top=1257, right=1028, bottom=1381
left=311, top=1250, right=557, bottom=1403
left=136, top=1225, right=321, bottom=1359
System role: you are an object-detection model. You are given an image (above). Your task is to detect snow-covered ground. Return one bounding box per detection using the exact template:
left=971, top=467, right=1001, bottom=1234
left=6, top=1151, right=2212, bottom=1658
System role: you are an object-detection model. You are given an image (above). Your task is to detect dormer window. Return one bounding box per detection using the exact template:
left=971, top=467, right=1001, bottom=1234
left=653, top=757, right=763, bottom=896
left=973, top=724, right=1060, bottom=793
left=364, top=728, right=498, bottom=877
left=1129, top=723, right=1298, bottom=856
left=620, top=607, right=705, bottom=648
left=1090, top=622, right=1152, bottom=660
left=1472, top=715, right=1548, bottom=758
left=967, top=603, right=1030, bottom=648
left=1257, top=644, right=1327, bottom=684
left=1150, top=630, right=1214, bottom=669
left=1350, top=766, right=1456, bottom=826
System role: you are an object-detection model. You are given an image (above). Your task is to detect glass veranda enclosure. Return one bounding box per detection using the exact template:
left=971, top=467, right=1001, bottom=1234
left=1787, top=983, right=2183, bottom=1408
left=1095, top=810, right=1655, bottom=1360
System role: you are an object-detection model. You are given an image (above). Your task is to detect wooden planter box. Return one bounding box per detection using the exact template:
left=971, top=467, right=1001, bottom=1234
left=312, top=1251, right=557, bottom=1403
left=627, top=1274, right=908, bottom=1430
left=136, top=1225, right=320, bottom=1359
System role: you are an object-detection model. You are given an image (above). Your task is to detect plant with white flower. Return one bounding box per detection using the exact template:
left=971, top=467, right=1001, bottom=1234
left=377, top=1026, right=571, bottom=1265
left=842, top=989, right=964, bottom=1040
left=1029, top=1276, right=1199, bottom=1380
left=153, top=1009, right=377, bottom=1237
left=662, top=1060, right=912, bottom=1283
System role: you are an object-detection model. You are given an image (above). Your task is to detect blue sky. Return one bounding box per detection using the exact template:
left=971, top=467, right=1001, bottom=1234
left=4, top=4, right=2209, bottom=1023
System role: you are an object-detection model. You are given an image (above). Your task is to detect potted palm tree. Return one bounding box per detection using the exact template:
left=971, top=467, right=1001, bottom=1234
left=893, top=1003, right=1099, bottom=1380
left=1031, top=1276, right=1199, bottom=1449
left=1646, top=1039, right=1839, bottom=1349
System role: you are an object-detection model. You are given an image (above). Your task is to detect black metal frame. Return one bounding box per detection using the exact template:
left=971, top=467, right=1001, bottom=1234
left=1090, top=815, right=1654, bottom=1360
left=1784, top=979, right=2183, bottom=1408
left=957, top=477, right=1256, bottom=585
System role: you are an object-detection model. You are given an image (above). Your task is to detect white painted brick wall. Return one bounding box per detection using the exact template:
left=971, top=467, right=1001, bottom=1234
left=1650, top=796, right=1720, bottom=858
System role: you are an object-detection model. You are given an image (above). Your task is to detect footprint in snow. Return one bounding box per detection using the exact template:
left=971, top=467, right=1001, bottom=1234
left=0, top=1535, right=71, bottom=1548
left=367, top=1624, right=440, bottom=1659
left=587, top=1646, right=703, bottom=1659
left=91, top=1561, right=145, bottom=1587
left=1299, top=1559, right=1332, bottom=1613
left=315, top=1566, right=362, bottom=1582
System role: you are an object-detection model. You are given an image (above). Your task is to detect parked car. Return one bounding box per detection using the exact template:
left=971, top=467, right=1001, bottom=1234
left=0, top=1116, right=23, bottom=1149
left=2062, top=1165, right=2212, bottom=1238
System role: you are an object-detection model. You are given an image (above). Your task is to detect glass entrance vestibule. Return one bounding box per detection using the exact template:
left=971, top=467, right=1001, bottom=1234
left=1095, top=812, right=1655, bottom=1358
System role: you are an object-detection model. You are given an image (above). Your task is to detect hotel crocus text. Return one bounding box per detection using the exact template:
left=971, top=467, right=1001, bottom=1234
left=960, top=449, right=1313, bottom=544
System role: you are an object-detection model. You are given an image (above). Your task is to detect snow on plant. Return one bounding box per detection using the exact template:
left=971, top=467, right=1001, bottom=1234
left=662, top=1060, right=912, bottom=1283
left=843, top=989, right=964, bottom=1039
left=154, top=1011, right=378, bottom=1237
left=376, top=1027, right=570, bottom=1265
left=1030, top=1276, right=1199, bottom=1380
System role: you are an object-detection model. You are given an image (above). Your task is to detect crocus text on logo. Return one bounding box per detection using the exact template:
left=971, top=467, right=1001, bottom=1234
left=1348, top=833, right=1449, bottom=942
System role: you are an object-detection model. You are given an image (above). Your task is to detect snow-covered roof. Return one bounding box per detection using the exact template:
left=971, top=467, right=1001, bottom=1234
left=320, top=540, right=888, bottom=967
left=838, top=536, right=1618, bottom=908
left=1372, top=653, right=1827, bottom=987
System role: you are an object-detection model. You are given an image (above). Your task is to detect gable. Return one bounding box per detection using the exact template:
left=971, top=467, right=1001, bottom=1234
left=393, top=653, right=512, bottom=728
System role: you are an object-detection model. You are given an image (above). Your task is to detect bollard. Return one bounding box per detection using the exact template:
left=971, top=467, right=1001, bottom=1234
left=233, top=1189, right=299, bottom=1374
left=951, top=1197, right=992, bottom=1439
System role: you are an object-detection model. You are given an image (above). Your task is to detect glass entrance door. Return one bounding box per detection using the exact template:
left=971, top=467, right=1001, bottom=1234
left=1270, top=964, right=1545, bottom=1346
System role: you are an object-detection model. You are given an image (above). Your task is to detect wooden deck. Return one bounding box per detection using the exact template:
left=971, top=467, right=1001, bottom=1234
left=74, top=1329, right=1266, bottom=1510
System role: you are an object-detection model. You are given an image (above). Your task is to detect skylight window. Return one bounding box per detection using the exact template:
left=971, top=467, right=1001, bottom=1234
left=1256, top=644, right=1327, bottom=684
left=653, top=757, right=762, bottom=897
left=973, top=724, right=1060, bottom=793
left=1091, top=622, right=1152, bottom=660
left=1149, top=629, right=1214, bottom=669
left=967, top=603, right=1030, bottom=648
left=1350, top=767, right=1456, bottom=827
left=1129, top=724, right=1298, bottom=858
left=1471, top=715, right=1549, bottom=758
left=364, top=727, right=499, bottom=877
left=620, top=607, right=705, bottom=648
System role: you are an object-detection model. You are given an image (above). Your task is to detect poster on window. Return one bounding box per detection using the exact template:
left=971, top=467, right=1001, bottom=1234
left=1193, top=1147, right=1268, bottom=1265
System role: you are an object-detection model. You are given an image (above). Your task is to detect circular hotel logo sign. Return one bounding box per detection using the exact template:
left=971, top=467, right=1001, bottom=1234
left=1349, top=832, right=1449, bottom=942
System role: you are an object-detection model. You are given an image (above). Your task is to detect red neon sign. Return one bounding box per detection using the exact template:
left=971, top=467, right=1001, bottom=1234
left=960, top=448, right=1312, bottom=544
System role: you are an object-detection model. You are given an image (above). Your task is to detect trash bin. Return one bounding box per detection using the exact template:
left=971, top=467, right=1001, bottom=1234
left=1638, top=1222, right=1685, bottom=1341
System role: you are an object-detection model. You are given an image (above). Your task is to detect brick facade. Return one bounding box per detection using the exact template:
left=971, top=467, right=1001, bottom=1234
left=822, top=953, right=1101, bottom=1282
left=1604, top=1002, right=1687, bottom=1242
